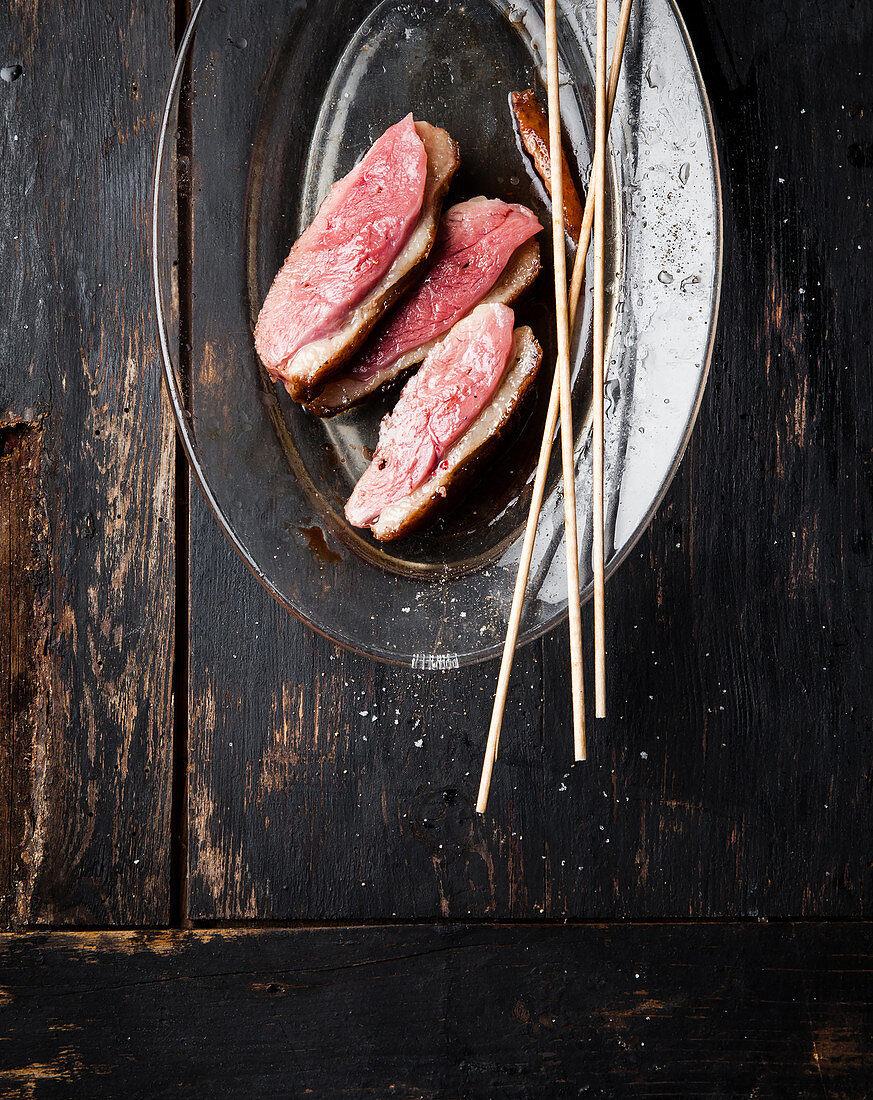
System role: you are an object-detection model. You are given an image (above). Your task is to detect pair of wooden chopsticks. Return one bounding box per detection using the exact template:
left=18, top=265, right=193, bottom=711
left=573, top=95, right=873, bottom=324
left=477, top=0, right=633, bottom=813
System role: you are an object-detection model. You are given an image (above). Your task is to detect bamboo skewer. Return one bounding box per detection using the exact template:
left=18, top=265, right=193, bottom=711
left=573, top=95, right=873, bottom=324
left=476, top=0, right=633, bottom=814
left=592, top=0, right=609, bottom=718
left=568, top=0, right=633, bottom=315
left=544, top=0, right=586, bottom=765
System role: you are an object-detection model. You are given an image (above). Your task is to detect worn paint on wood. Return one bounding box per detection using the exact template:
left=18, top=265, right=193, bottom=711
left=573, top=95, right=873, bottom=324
left=0, top=2, right=176, bottom=925
left=0, top=924, right=871, bottom=1096
left=181, top=0, right=550, bottom=921
left=1, top=0, right=870, bottom=927
left=182, top=0, right=873, bottom=918
left=0, top=0, right=871, bottom=1088
left=0, top=421, right=48, bottom=930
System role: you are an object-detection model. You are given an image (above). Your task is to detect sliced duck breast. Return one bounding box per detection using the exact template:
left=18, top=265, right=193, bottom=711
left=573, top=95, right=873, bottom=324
left=371, top=325, right=542, bottom=541
left=255, top=115, right=459, bottom=401
left=309, top=198, right=541, bottom=416
left=346, top=303, right=543, bottom=541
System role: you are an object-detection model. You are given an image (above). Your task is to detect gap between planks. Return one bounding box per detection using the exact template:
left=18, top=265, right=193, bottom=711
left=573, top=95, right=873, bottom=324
left=6, top=918, right=873, bottom=934
left=169, top=0, right=194, bottom=930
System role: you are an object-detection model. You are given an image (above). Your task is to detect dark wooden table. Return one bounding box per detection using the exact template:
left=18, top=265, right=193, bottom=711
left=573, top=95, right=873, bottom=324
left=1, top=0, right=871, bottom=1095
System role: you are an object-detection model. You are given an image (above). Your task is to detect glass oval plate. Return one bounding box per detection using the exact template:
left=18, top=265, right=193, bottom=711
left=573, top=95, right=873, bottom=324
left=153, top=0, right=721, bottom=668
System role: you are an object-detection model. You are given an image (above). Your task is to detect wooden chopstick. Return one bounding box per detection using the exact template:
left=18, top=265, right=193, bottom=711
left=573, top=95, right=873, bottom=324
left=543, top=0, right=587, bottom=764
left=476, top=0, right=634, bottom=814
left=592, top=0, right=609, bottom=717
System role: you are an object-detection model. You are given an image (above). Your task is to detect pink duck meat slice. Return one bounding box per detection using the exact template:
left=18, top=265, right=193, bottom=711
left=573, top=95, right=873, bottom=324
left=347, top=198, right=541, bottom=385
left=254, top=114, right=428, bottom=379
left=345, top=302, right=515, bottom=528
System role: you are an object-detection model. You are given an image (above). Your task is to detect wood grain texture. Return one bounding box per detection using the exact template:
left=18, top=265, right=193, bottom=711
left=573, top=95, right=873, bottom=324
left=532, top=0, right=873, bottom=917
left=0, top=3, right=176, bottom=925
left=0, top=924, right=871, bottom=1098
left=0, top=423, right=48, bottom=931
left=183, top=0, right=873, bottom=920
left=184, top=0, right=549, bottom=921
left=186, top=592, right=548, bottom=919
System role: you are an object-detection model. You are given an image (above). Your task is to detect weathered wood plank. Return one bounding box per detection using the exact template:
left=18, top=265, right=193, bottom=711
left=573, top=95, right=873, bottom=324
left=184, top=0, right=548, bottom=921
left=185, top=0, right=873, bottom=920
left=0, top=423, right=48, bottom=931
left=533, top=0, right=873, bottom=917
left=0, top=3, right=177, bottom=924
left=186, top=571, right=548, bottom=919
left=0, top=924, right=871, bottom=1097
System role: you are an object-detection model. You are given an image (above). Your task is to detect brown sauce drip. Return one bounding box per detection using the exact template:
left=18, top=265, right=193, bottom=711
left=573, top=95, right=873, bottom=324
left=299, top=525, right=343, bottom=564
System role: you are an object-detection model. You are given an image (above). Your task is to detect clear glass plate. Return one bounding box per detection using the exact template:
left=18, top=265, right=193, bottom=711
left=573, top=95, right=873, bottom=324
left=153, top=0, right=722, bottom=667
